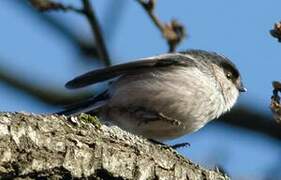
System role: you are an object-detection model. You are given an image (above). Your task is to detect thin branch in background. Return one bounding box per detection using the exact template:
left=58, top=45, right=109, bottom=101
left=219, top=106, right=281, bottom=141
left=270, top=81, right=281, bottom=123
left=137, top=0, right=186, bottom=52
left=28, top=0, right=83, bottom=13
left=15, top=1, right=97, bottom=59
left=0, top=0, right=125, bottom=108
left=81, top=0, right=111, bottom=66
left=28, top=0, right=111, bottom=66
left=0, top=59, right=93, bottom=106
left=270, top=21, right=281, bottom=42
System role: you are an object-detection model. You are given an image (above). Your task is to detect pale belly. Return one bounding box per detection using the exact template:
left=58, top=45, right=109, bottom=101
left=101, top=67, right=226, bottom=140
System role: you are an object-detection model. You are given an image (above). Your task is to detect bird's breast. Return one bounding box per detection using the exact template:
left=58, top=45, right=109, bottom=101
left=103, top=66, right=226, bottom=139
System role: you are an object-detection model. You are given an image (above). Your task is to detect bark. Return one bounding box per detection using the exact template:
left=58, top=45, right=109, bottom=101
left=0, top=113, right=229, bottom=179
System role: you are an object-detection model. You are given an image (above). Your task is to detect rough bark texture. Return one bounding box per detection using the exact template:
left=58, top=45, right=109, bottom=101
left=0, top=112, right=229, bottom=179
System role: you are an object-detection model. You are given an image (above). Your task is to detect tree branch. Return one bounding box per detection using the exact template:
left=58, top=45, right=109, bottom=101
left=28, top=0, right=83, bottom=13
left=0, top=113, right=228, bottom=179
left=270, top=81, right=281, bottom=124
left=137, top=0, right=186, bottom=52
left=0, top=63, right=93, bottom=106
left=81, top=0, right=111, bottom=66
left=270, top=21, right=281, bottom=42
left=27, top=0, right=111, bottom=66
left=219, top=106, right=281, bottom=141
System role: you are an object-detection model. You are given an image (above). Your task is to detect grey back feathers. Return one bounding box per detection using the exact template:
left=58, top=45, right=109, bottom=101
left=65, top=54, right=193, bottom=89
left=65, top=49, right=240, bottom=90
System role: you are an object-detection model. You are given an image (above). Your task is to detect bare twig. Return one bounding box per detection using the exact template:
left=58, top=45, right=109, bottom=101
left=270, top=21, right=281, bottom=42
left=270, top=81, right=281, bottom=123
left=28, top=0, right=83, bottom=13
left=137, top=0, right=186, bottom=52
left=28, top=0, right=111, bottom=66
left=81, top=0, right=111, bottom=66
left=11, top=0, right=97, bottom=59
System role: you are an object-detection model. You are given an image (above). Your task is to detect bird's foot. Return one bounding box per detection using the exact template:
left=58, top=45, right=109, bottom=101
left=171, top=142, right=190, bottom=149
left=148, top=139, right=190, bottom=149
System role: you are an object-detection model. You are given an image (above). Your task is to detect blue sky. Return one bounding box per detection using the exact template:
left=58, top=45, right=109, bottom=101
left=1, top=0, right=281, bottom=179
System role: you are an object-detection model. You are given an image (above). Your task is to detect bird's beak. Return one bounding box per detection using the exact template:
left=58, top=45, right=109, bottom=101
left=237, top=82, right=247, bottom=92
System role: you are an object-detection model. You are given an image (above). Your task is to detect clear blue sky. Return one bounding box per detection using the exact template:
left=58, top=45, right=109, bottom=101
left=1, top=0, right=281, bottom=179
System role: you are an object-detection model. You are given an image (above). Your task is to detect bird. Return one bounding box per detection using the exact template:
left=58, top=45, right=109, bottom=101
left=57, top=49, right=246, bottom=140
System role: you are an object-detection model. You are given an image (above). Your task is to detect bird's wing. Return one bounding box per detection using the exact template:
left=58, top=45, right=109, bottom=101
left=55, top=90, right=109, bottom=116
left=65, top=53, right=195, bottom=89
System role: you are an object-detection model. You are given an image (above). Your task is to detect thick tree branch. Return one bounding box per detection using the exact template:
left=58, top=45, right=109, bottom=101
left=0, top=113, right=228, bottom=179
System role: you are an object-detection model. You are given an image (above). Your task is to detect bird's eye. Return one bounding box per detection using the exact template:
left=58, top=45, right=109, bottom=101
left=226, top=72, right=232, bottom=79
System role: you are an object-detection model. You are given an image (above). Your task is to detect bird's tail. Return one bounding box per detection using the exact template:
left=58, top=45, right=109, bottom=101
left=55, top=90, right=109, bottom=116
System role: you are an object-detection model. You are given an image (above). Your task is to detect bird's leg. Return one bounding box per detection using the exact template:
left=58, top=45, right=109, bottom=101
left=130, top=107, right=182, bottom=127
left=158, top=112, right=182, bottom=126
